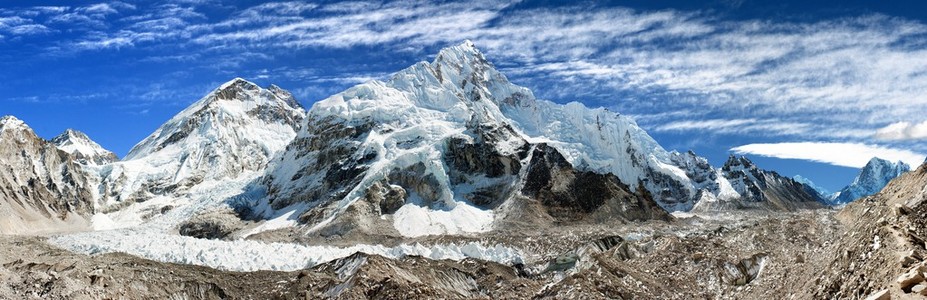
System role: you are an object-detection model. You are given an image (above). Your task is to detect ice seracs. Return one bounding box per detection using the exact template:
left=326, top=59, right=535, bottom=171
left=831, top=157, right=910, bottom=204
left=51, top=129, right=118, bottom=165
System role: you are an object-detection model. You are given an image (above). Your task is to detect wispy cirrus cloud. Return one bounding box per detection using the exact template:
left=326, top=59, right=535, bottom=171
left=3, top=0, right=927, bottom=163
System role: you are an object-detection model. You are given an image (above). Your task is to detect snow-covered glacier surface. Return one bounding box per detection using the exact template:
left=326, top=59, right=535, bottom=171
left=49, top=230, right=523, bottom=272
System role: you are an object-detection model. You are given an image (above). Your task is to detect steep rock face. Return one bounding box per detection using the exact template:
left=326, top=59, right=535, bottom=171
left=0, top=116, right=97, bottom=234
left=520, top=144, right=670, bottom=222
left=50, top=129, right=118, bottom=165
left=831, top=157, right=910, bottom=204
left=99, top=78, right=306, bottom=206
left=704, top=156, right=825, bottom=211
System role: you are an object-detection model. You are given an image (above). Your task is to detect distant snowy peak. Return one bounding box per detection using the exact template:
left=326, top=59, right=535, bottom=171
left=125, top=78, right=306, bottom=160
left=51, top=129, right=118, bottom=165
left=0, top=115, right=27, bottom=132
left=831, top=157, right=910, bottom=204
left=100, top=78, right=307, bottom=205
left=792, top=175, right=832, bottom=199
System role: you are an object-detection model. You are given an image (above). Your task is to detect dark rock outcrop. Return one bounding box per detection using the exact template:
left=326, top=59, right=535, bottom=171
left=521, top=143, right=671, bottom=222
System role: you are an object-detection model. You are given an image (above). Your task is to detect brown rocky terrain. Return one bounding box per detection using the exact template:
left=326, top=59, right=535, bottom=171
left=0, top=208, right=862, bottom=299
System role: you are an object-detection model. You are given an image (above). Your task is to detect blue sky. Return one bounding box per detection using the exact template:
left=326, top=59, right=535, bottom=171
left=3, top=0, right=927, bottom=191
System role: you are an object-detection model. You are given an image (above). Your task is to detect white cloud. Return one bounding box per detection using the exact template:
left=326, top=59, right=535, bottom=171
left=654, top=118, right=812, bottom=136
left=78, top=2, right=135, bottom=15
left=0, top=16, right=29, bottom=28
left=874, top=121, right=927, bottom=141
left=8, top=24, right=51, bottom=35
left=731, top=142, right=925, bottom=169
left=75, top=35, right=133, bottom=49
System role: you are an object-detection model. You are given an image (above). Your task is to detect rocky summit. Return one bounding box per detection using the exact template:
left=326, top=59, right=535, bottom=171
left=0, top=42, right=919, bottom=299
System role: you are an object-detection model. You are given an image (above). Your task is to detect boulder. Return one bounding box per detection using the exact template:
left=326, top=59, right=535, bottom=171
left=912, top=284, right=927, bottom=296
left=863, top=289, right=890, bottom=300
left=897, top=268, right=925, bottom=292
left=720, top=253, right=768, bottom=286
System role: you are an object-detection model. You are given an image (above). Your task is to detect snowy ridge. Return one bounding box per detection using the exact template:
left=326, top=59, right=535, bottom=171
left=51, top=129, right=117, bottom=165
left=831, top=157, right=910, bottom=204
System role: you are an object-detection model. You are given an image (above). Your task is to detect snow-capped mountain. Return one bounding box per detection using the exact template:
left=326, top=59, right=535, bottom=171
left=792, top=175, right=832, bottom=199
left=255, top=41, right=797, bottom=237
left=0, top=116, right=97, bottom=234
left=51, top=129, right=118, bottom=165
left=831, top=157, right=910, bottom=204
left=98, top=78, right=306, bottom=209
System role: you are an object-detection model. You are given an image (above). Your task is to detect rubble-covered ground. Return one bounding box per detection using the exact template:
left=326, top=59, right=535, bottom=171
left=6, top=165, right=927, bottom=299
left=0, top=209, right=865, bottom=299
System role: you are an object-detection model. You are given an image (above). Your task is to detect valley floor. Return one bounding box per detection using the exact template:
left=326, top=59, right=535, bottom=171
left=6, top=207, right=906, bottom=299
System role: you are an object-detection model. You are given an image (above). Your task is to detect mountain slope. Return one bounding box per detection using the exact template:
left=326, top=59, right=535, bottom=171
left=830, top=157, right=910, bottom=204
left=98, top=78, right=306, bottom=215
left=0, top=116, right=97, bottom=234
left=51, top=129, right=118, bottom=165
left=794, top=162, right=927, bottom=298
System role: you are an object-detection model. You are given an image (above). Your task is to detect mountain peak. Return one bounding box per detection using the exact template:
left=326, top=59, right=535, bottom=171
left=0, top=115, right=27, bottom=132
left=723, top=155, right=755, bottom=170
left=432, top=40, right=491, bottom=74
left=436, top=40, right=481, bottom=58
left=58, top=128, right=89, bottom=140
left=866, top=156, right=890, bottom=167
left=128, top=90, right=301, bottom=161
left=864, top=156, right=907, bottom=170
left=212, top=77, right=261, bottom=102
left=220, top=77, right=255, bottom=89
left=51, top=128, right=117, bottom=165
left=793, top=175, right=832, bottom=198
left=831, top=156, right=910, bottom=204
